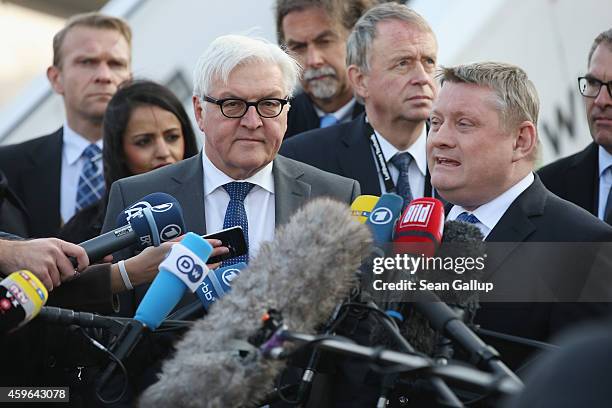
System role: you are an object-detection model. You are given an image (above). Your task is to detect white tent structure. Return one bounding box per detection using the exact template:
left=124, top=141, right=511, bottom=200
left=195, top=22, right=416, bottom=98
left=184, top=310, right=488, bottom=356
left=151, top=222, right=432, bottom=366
left=1, top=0, right=610, bottom=164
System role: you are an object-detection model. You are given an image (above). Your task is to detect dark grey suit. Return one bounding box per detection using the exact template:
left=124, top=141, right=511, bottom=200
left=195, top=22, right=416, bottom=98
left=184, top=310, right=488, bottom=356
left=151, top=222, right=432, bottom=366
left=101, top=152, right=360, bottom=314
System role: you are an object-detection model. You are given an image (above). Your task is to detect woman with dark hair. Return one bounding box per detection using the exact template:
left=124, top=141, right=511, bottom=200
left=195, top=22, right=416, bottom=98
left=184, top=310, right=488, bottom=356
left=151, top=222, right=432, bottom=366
left=59, top=80, right=199, bottom=244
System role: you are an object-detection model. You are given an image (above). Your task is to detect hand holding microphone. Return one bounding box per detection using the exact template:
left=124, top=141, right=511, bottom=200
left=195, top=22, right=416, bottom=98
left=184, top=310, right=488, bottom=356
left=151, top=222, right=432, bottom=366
left=0, top=238, right=89, bottom=291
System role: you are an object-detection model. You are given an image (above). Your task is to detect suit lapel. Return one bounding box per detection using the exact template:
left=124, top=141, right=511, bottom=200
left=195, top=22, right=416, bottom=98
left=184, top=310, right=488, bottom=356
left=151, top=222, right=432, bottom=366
left=566, top=143, right=599, bottom=216
left=337, top=114, right=382, bottom=195
left=273, top=156, right=311, bottom=226
left=22, top=129, right=62, bottom=235
left=166, top=153, right=207, bottom=234
left=483, top=177, right=544, bottom=279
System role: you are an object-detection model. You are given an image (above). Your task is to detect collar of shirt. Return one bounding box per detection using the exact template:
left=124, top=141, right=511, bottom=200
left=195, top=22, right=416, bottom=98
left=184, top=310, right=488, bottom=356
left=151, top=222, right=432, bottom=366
left=598, top=145, right=612, bottom=178
left=201, top=153, right=275, bottom=197
left=313, top=98, right=356, bottom=122
left=63, top=124, right=103, bottom=165
left=372, top=126, right=427, bottom=178
left=447, top=172, right=535, bottom=239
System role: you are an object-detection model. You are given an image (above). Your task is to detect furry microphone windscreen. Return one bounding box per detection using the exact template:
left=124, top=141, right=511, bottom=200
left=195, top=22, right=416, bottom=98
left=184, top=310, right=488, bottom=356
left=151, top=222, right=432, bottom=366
left=139, top=198, right=372, bottom=408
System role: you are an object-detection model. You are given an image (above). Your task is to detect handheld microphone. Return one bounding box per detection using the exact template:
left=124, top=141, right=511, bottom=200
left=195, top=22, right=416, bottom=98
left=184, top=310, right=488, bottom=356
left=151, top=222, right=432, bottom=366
left=195, top=263, right=246, bottom=311
left=350, top=195, right=379, bottom=224
left=96, top=233, right=213, bottom=397
left=78, top=193, right=185, bottom=263
left=365, top=193, right=404, bottom=245
left=393, top=197, right=445, bottom=257
left=134, top=232, right=213, bottom=329
left=0, top=270, right=48, bottom=334
left=139, top=198, right=372, bottom=408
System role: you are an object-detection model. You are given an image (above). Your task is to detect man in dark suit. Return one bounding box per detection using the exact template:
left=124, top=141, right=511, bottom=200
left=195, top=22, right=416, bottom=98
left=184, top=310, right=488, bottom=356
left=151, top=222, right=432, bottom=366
left=100, top=34, right=359, bottom=406
left=102, top=34, right=360, bottom=314
left=0, top=13, right=132, bottom=238
left=275, top=0, right=373, bottom=138
left=428, top=61, right=612, bottom=363
left=539, top=29, right=612, bottom=225
left=281, top=3, right=438, bottom=202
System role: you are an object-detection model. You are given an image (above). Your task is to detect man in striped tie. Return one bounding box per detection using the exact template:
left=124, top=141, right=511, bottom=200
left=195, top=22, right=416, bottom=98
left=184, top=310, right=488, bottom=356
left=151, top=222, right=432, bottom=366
left=0, top=13, right=132, bottom=238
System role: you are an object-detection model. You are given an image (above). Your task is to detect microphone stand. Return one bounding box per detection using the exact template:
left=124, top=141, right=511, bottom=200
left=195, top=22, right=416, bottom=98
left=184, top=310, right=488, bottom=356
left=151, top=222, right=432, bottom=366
left=272, top=331, right=524, bottom=397
left=366, top=301, right=463, bottom=408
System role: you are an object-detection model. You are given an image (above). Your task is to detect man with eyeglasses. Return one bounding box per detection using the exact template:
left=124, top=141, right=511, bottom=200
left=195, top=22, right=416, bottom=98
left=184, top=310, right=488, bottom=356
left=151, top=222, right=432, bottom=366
left=540, top=28, right=612, bottom=226
left=101, top=34, right=360, bottom=317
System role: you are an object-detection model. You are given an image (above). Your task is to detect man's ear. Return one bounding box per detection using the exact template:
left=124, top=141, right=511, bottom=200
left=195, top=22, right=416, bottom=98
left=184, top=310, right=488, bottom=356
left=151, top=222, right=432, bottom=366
left=512, top=121, right=537, bottom=162
left=47, top=65, right=64, bottom=95
left=192, top=96, right=206, bottom=132
left=347, top=64, right=368, bottom=100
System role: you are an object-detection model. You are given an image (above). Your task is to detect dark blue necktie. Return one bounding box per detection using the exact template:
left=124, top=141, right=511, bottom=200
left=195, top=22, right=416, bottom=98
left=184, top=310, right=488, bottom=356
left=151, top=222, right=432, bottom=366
left=604, top=167, right=612, bottom=225
left=456, top=212, right=481, bottom=224
left=390, top=152, right=414, bottom=209
left=75, top=144, right=104, bottom=211
left=222, top=182, right=254, bottom=266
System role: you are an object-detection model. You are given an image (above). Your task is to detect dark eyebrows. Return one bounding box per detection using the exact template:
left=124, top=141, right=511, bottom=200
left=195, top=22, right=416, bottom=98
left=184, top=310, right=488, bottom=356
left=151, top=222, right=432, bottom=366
left=285, top=29, right=338, bottom=48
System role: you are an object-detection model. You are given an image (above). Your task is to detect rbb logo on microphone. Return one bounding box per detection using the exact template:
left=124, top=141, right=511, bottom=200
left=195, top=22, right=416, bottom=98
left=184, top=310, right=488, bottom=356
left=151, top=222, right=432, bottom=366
left=176, top=255, right=205, bottom=283
left=196, top=263, right=246, bottom=310
left=369, top=207, right=394, bottom=225
left=400, top=201, right=434, bottom=227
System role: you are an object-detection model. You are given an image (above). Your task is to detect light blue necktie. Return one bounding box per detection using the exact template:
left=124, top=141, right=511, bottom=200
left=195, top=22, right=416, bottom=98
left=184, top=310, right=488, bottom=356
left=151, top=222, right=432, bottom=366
left=319, top=114, right=339, bottom=128
left=222, top=182, right=254, bottom=266
left=75, top=144, right=104, bottom=211
left=456, top=212, right=481, bottom=225
left=390, top=152, right=414, bottom=210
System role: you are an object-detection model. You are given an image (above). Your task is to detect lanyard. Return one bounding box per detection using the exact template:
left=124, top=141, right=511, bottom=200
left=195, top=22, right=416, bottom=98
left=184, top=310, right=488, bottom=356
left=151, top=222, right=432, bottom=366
left=365, top=120, right=397, bottom=194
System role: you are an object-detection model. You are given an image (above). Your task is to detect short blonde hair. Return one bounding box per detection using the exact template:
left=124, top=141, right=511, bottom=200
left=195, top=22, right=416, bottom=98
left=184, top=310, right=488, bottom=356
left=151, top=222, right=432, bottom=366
left=53, top=12, right=132, bottom=67
left=438, top=62, right=540, bottom=130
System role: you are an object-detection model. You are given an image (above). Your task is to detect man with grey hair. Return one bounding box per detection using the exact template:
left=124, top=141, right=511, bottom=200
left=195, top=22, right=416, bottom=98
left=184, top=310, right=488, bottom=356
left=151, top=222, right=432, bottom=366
left=102, top=34, right=359, bottom=314
left=276, top=0, right=376, bottom=138
left=429, top=61, right=612, bottom=365
left=281, top=2, right=438, bottom=206
left=540, top=28, right=612, bottom=226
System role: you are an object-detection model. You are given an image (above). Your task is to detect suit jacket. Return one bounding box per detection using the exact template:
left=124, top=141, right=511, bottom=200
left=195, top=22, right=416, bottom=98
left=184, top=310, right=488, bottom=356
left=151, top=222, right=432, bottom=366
left=538, top=142, right=600, bottom=216
left=101, top=152, right=360, bottom=315
left=280, top=112, right=434, bottom=197
left=475, top=175, right=612, bottom=370
left=0, top=129, right=63, bottom=238
left=284, top=91, right=365, bottom=139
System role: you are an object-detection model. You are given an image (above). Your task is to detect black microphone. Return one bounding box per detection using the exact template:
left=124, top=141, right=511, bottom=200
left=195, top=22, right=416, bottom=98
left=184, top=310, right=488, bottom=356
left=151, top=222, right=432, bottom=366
left=77, top=192, right=185, bottom=264
left=138, top=198, right=372, bottom=408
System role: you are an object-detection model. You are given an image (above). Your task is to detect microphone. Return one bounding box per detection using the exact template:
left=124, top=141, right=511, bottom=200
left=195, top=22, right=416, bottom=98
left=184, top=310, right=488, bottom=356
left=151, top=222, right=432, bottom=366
left=195, top=263, right=247, bottom=311
left=365, top=193, right=404, bottom=245
left=138, top=198, right=372, bottom=408
left=393, top=197, right=445, bottom=257
left=96, top=233, right=213, bottom=396
left=350, top=195, right=379, bottom=224
left=0, top=270, right=48, bottom=334
left=78, top=192, right=185, bottom=263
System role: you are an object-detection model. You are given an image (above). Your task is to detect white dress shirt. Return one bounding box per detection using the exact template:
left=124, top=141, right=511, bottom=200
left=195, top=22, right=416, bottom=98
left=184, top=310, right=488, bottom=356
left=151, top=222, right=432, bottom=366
left=597, top=146, right=612, bottom=220
left=369, top=126, right=427, bottom=198
left=60, top=125, right=103, bottom=223
left=447, top=173, right=535, bottom=239
left=201, top=154, right=275, bottom=258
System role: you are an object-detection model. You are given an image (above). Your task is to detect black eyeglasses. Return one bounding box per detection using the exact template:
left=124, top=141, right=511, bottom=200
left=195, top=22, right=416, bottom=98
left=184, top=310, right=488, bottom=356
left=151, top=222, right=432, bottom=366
left=201, top=95, right=289, bottom=118
left=578, top=76, right=612, bottom=99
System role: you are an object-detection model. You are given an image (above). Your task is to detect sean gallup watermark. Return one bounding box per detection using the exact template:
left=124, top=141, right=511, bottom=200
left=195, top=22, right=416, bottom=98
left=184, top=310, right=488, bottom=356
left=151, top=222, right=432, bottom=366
left=369, top=253, right=494, bottom=294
